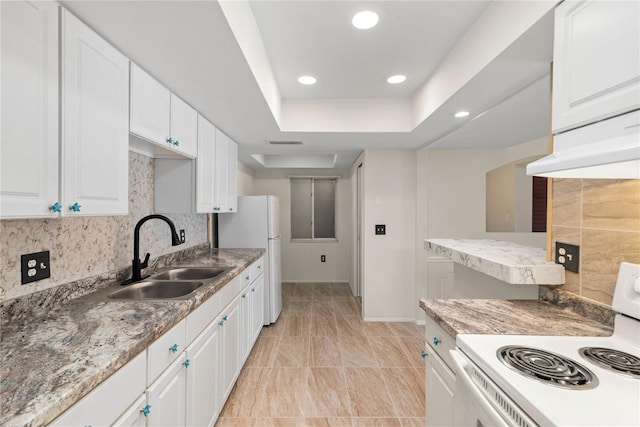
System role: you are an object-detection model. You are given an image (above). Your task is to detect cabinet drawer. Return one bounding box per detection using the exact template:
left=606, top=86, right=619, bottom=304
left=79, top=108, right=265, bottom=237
left=251, top=257, right=264, bottom=280
left=148, top=318, right=186, bottom=385
left=50, top=350, right=146, bottom=426
left=219, top=275, right=241, bottom=310
left=186, top=292, right=221, bottom=344
left=425, top=316, right=455, bottom=371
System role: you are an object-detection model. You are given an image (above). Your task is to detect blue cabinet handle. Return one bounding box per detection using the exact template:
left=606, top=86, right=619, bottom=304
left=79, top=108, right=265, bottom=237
left=219, top=315, right=228, bottom=326
left=433, top=337, right=441, bottom=346
left=141, top=404, right=151, bottom=417
left=50, top=202, right=62, bottom=213
left=70, top=202, right=81, bottom=212
left=251, top=288, right=256, bottom=292
left=421, top=350, right=428, bottom=359
left=242, top=293, right=246, bottom=299
left=245, top=275, right=250, bottom=280
left=166, top=137, right=173, bottom=144
left=223, top=315, right=228, bottom=321
left=174, top=140, right=180, bottom=146
left=258, top=265, right=262, bottom=269
left=170, top=343, right=179, bottom=353
left=183, top=358, right=190, bottom=368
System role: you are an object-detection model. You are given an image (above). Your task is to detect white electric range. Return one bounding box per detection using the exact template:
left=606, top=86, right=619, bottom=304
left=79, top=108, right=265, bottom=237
left=452, top=262, right=640, bottom=427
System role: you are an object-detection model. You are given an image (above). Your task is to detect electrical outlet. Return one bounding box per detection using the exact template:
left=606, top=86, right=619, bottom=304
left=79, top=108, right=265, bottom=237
left=21, top=250, right=51, bottom=284
left=375, top=224, right=386, bottom=235
left=321, top=255, right=326, bottom=262
left=179, top=229, right=186, bottom=243
left=555, top=242, right=580, bottom=273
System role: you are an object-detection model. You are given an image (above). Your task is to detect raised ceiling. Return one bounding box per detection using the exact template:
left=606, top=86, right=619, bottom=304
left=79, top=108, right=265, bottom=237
left=60, top=1, right=557, bottom=169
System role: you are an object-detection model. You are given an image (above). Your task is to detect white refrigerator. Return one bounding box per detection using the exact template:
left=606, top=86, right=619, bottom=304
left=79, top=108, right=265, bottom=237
left=218, top=196, right=282, bottom=324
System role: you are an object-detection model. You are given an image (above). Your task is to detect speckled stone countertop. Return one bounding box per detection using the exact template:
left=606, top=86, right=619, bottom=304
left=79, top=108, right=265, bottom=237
left=0, top=248, right=264, bottom=427
left=420, top=297, right=613, bottom=339
left=425, top=239, right=565, bottom=285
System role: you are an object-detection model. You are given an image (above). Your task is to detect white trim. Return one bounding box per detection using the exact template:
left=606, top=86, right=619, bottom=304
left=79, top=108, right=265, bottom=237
left=287, top=175, right=341, bottom=180
left=362, top=317, right=418, bottom=323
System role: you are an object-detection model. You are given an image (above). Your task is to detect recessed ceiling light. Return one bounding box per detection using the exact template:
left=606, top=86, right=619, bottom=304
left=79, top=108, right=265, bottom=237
left=298, top=75, right=317, bottom=85
left=387, top=75, right=406, bottom=84
left=455, top=111, right=470, bottom=118
left=352, top=11, right=378, bottom=30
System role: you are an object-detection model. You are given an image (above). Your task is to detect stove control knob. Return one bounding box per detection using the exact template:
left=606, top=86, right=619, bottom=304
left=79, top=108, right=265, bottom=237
left=634, top=276, right=640, bottom=293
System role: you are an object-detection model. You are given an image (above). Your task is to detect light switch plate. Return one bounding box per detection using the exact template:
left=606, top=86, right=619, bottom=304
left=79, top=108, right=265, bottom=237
left=555, top=242, right=579, bottom=273
left=375, top=224, right=386, bottom=235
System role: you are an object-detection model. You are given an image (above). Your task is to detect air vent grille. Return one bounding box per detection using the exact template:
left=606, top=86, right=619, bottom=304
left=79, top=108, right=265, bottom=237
left=268, top=140, right=303, bottom=145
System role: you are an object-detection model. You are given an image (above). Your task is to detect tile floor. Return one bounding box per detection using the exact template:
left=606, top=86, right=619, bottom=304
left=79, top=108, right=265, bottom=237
left=216, top=282, right=426, bottom=427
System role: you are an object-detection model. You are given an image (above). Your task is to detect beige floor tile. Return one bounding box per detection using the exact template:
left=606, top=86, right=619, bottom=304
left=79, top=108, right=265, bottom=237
left=268, top=418, right=353, bottom=427
left=362, top=322, right=394, bottom=336
left=340, top=334, right=378, bottom=368
left=336, top=316, right=366, bottom=337
left=263, top=368, right=309, bottom=417
left=333, top=300, right=359, bottom=316
left=284, top=315, right=313, bottom=336
left=311, top=336, right=343, bottom=367
left=312, top=285, right=333, bottom=299
left=214, top=417, right=257, bottom=426
left=387, top=322, right=423, bottom=337
left=368, top=336, right=414, bottom=367
left=274, top=336, right=311, bottom=367
left=352, top=419, right=402, bottom=427
left=381, top=368, right=424, bottom=417
left=245, top=336, right=279, bottom=367
left=345, top=368, right=396, bottom=417
left=311, top=315, right=339, bottom=337
left=331, top=283, right=353, bottom=297
left=260, top=317, right=286, bottom=337
left=397, top=336, right=427, bottom=368
left=304, top=367, right=351, bottom=417
left=294, top=284, right=315, bottom=298
left=399, top=418, right=424, bottom=427
left=220, top=367, right=272, bottom=417
left=284, top=301, right=314, bottom=316
left=312, top=300, right=336, bottom=316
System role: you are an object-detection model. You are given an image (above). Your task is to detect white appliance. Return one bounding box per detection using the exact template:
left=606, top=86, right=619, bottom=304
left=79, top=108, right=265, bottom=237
left=218, top=196, right=282, bottom=324
left=452, top=262, right=640, bottom=426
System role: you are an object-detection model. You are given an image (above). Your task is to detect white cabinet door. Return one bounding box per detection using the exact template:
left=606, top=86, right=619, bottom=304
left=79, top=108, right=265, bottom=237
left=61, top=9, right=129, bottom=216
left=0, top=0, right=59, bottom=218
left=147, top=356, right=187, bottom=427
left=130, top=63, right=171, bottom=147
left=552, top=0, right=640, bottom=133
left=214, top=128, right=229, bottom=213
left=186, top=320, right=221, bottom=427
left=425, top=346, right=455, bottom=427
left=196, top=115, right=216, bottom=213
left=227, top=138, right=238, bottom=213
left=170, top=94, right=198, bottom=158
left=240, top=283, right=252, bottom=363
left=250, top=275, right=265, bottom=346
left=220, top=295, right=242, bottom=402
left=112, top=394, right=147, bottom=427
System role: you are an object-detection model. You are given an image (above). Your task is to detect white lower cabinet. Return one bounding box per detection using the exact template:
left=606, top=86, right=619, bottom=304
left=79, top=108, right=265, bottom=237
left=112, top=394, right=147, bottom=427
left=425, top=316, right=456, bottom=427
left=249, top=275, right=265, bottom=346
left=147, top=355, right=187, bottom=426
left=186, top=320, right=221, bottom=427
left=220, top=294, right=242, bottom=402
left=240, top=283, right=253, bottom=363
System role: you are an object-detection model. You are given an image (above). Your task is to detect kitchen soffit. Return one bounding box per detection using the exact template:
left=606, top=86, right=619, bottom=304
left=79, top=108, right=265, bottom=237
left=60, top=1, right=556, bottom=169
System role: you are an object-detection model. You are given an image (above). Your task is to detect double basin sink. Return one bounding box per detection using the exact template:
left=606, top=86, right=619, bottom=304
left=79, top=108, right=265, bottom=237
left=78, top=267, right=231, bottom=302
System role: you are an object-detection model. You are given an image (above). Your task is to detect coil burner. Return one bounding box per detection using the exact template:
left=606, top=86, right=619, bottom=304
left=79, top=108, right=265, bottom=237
left=579, top=347, right=640, bottom=379
left=497, top=346, right=598, bottom=390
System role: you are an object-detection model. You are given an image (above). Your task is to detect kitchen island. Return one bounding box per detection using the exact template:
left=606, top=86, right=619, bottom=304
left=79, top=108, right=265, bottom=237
left=0, top=247, right=264, bottom=427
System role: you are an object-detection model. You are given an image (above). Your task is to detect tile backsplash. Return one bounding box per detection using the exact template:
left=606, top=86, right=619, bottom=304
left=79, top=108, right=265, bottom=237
left=0, top=152, right=207, bottom=302
left=552, top=178, right=640, bottom=306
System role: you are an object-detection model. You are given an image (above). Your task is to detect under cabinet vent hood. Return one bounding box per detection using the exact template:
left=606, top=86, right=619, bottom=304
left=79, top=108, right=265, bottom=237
left=527, top=110, right=640, bottom=179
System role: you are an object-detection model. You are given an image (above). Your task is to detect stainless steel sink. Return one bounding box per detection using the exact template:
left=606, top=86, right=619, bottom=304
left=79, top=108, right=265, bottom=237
left=151, top=267, right=229, bottom=281
left=108, top=280, right=204, bottom=300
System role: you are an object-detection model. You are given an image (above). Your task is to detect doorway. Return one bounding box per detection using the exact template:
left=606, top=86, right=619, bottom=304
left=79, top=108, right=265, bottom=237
left=356, top=163, right=363, bottom=310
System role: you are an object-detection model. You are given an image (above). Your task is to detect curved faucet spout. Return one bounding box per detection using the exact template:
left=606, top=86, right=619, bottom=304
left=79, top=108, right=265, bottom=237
left=123, top=214, right=183, bottom=285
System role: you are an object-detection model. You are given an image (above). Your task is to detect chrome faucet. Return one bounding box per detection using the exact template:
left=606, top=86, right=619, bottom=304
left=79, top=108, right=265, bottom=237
left=123, top=214, right=183, bottom=285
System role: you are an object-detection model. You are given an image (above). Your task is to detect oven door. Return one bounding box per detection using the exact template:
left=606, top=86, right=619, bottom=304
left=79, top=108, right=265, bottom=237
left=450, top=349, right=536, bottom=427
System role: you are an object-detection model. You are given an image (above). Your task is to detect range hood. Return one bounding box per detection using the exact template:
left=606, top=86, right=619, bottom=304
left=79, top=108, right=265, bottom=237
left=527, top=110, right=640, bottom=179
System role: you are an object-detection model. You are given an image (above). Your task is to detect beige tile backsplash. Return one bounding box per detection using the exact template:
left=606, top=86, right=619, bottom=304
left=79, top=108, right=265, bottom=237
left=0, top=152, right=207, bottom=302
left=552, top=178, right=640, bottom=306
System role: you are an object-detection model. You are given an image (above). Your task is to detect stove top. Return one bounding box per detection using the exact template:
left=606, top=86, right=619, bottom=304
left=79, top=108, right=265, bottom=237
left=579, top=346, right=640, bottom=378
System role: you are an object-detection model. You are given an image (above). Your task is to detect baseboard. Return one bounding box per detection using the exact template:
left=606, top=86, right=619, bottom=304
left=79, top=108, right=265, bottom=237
left=415, top=319, right=425, bottom=326
left=362, top=317, right=417, bottom=323
left=292, top=280, right=351, bottom=284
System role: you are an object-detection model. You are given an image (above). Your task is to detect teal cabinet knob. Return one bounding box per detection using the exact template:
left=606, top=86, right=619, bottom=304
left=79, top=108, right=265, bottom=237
left=50, top=202, right=62, bottom=213
left=223, top=315, right=228, bottom=321
left=174, top=140, right=180, bottom=146
left=433, top=337, right=441, bottom=346
left=251, top=288, right=256, bottom=292
left=245, top=275, right=250, bottom=280
left=166, top=137, right=173, bottom=144
left=141, top=404, right=151, bottom=417
left=70, top=202, right=81, bottom=212
left=258, top=265, right=262, bottom=270
left=183, top=358, right=190, bottom=368
left=421, top=350, right=427, bottom=359
left=242, top=293, right=246, bottom=299
left=219, top=319, right=224, bottom=326
left=170, top=343, right=179, bottom=353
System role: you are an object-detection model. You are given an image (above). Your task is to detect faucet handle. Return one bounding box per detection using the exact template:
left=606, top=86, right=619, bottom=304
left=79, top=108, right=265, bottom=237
left=140, top=253, right=150, bottom=269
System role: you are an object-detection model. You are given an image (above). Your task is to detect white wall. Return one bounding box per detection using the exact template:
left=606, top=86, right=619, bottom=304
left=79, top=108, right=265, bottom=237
left=358, top=150, right=417, bottom=321
left=252, top=168, right=351, bottom=283
left=237, top=161, right=255, bottom=196
left=415, top=137, right=549, bottom=321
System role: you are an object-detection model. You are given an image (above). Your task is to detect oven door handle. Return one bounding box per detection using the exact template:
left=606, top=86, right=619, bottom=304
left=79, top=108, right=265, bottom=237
left=450, top=350, right=510, bottom=427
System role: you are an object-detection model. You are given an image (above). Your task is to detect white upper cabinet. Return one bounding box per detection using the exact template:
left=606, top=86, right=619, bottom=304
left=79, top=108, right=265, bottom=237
left=130, top=63, right=197, bottom=159
left=214, top=129, right=238, bottom=213
left=61, top=9, right=129, bottom=216
left=196, top=115, right=216, bottom=213
left=552, top=0, right=640, bottom=133
left=0, top=1, right=59, bottom=218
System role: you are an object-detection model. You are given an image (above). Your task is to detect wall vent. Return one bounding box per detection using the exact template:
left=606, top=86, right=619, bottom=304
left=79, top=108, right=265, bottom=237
left=268, top=140, right=303, bottom=145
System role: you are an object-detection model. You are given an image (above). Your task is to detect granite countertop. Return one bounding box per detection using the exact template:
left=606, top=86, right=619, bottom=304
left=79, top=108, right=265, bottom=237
left=0, top=248, right=264, bottom=427
left=425, top=238, right=565, bottom=285
left=420, top=298, right=614, bottom=339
